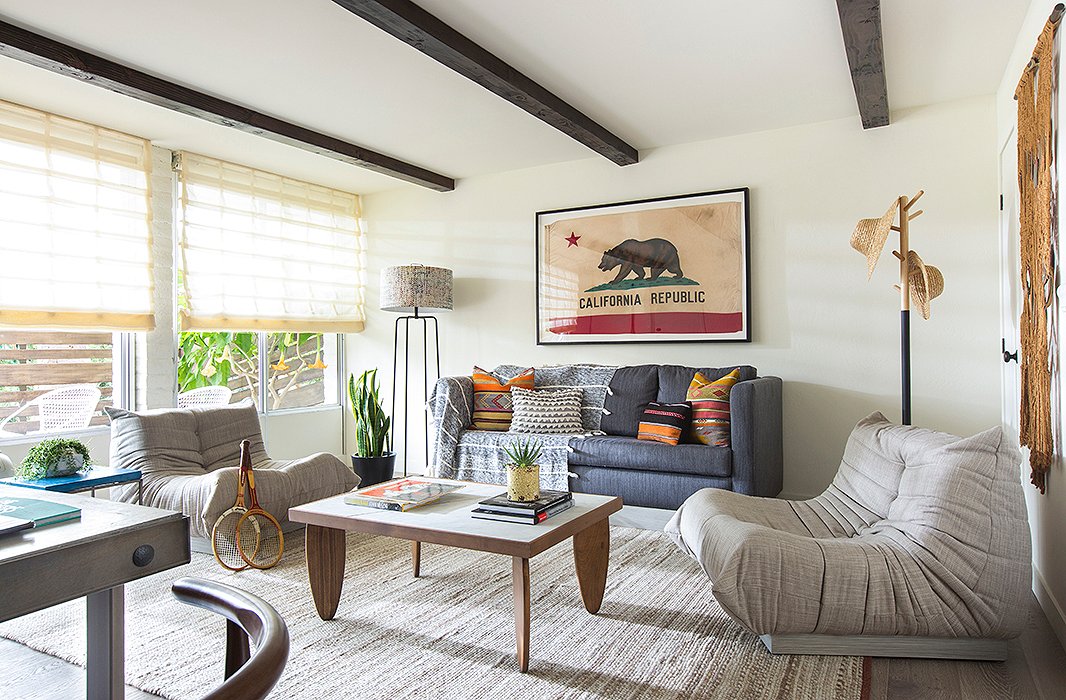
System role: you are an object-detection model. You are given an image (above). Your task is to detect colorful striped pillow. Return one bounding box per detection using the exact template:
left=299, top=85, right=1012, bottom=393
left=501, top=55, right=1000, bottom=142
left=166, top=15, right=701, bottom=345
left=471, top=366, right=534, bottom=431
left=687, top=368, right=740, bottom=447
left=637, top=402, right=692, bottom=445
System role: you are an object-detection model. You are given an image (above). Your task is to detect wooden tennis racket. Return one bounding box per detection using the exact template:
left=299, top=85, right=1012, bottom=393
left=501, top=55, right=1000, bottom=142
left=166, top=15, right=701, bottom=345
left=211, top=440, right=260, bottom=572
left=235, top=447, right=284, bottom=569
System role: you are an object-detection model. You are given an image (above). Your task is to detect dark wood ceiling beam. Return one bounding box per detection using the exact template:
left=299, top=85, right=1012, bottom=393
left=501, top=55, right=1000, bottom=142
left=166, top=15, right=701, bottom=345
left=332, top=0, right=639, bottom=166
left=0, top=18, right=455, bottom=191
left=836, top=0, right=890, bottom=129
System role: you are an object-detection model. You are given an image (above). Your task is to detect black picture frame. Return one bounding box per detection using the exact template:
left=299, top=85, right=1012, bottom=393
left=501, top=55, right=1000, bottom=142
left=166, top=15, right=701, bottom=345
left=535, top=187, right=751, bottom=345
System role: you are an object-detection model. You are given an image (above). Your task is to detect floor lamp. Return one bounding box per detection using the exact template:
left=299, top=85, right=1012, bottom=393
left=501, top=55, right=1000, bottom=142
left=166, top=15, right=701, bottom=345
left=380, top=264, right=453, bottom=476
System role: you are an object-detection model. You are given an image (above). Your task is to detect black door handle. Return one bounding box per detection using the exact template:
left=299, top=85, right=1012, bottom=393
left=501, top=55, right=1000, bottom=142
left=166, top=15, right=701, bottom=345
left=1002, top=338, right=1018, bottom=363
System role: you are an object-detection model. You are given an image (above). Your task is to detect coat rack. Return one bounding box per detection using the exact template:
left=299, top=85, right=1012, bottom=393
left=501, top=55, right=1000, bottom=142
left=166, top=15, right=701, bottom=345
left=851, top=191, right=944, bottom=425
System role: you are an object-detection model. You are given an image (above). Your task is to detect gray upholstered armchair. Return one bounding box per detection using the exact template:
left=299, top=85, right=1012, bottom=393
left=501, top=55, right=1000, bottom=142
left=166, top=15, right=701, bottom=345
left=667, top=412, right=1031, bottom=660
left=106, top=400, right=359, bottom=541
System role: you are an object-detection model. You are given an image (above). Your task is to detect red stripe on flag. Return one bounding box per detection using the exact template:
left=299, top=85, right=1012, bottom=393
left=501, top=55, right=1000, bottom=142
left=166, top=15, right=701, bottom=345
left=549, top=312, right=743, bottom=335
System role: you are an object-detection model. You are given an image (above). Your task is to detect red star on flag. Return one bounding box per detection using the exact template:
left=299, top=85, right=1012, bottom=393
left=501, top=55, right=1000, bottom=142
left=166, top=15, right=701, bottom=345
left=565, top=232, right=581, bottom=247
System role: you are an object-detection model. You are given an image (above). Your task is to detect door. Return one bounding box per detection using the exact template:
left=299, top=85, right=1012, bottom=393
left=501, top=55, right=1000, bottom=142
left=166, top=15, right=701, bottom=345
left=1000, top=129, right=1021, bottom=436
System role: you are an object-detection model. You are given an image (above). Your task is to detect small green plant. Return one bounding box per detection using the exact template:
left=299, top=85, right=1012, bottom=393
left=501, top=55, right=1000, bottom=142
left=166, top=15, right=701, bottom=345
left=18, top=438, right=92, bottom=480
left=503, top=438, right=543, bottom=468
left=349, top=369, right=392, bottom=458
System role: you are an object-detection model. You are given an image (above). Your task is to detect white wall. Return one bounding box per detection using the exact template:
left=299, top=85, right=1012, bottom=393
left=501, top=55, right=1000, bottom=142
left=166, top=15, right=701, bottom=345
left=996, top=0, right=1066, bottom=648
left=353, top=95, right=1001, bottom=498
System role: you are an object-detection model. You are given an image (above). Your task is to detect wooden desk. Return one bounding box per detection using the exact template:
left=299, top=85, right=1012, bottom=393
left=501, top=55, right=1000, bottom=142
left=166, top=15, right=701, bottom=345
left=0, top=485, right=190, bottom=700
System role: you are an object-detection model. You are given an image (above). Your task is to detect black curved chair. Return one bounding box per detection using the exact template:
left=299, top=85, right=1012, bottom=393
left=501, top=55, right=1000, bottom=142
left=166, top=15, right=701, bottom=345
left=171, top=577, right=290, bottom=700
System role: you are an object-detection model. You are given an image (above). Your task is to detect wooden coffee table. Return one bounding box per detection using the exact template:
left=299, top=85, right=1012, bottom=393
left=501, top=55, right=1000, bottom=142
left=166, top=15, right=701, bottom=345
left=288, top=480, right=622, bottom=672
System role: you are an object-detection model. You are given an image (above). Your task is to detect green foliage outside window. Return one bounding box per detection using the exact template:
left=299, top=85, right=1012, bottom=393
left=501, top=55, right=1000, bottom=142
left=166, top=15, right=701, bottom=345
left=177, top=331, right=326, bottom=410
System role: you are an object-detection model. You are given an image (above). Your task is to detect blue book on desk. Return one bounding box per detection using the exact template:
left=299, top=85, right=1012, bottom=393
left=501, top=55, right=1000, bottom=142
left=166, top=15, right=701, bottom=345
left=0, top=496, right=81, bottom=528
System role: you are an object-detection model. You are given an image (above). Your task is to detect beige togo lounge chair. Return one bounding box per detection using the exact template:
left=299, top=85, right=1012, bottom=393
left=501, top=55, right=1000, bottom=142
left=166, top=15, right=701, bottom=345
left=666, top=412, right=1031, bottom=660
left=106, top=400, right=359, bottom=545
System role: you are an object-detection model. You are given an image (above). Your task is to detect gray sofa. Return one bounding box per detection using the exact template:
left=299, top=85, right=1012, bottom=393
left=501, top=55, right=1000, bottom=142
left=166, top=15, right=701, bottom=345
left=429, top=363, right=782, bottom=509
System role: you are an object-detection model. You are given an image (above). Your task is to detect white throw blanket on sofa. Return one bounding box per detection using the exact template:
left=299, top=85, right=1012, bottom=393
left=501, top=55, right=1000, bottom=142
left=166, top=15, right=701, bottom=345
left=428, top=364, right=617, bottom=489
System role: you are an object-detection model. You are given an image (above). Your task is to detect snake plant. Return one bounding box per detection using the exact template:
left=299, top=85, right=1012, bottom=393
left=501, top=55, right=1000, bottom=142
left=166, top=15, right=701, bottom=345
left=349, top=369, right=392, bottom=458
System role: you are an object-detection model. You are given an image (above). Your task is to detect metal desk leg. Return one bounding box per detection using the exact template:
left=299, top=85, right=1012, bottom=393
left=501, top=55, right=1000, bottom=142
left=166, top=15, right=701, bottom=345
left=137, top=479, right=143, bottom=505
left=87, top=585, right=124, bottom=700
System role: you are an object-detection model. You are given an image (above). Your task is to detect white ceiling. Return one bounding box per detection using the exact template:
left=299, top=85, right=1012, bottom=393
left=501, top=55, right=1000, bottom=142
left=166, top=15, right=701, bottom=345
left=0, top=0, right=1029, bottom=193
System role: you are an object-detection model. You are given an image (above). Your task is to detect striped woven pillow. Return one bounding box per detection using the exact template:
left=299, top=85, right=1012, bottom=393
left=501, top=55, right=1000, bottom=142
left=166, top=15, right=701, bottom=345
left=509, top=387, right=583, bottom=434
left=637, top=402, right=692, bottom=445
left=471, top=366, right=534, bottom=431
left=687, top=368, right=740, bottom=447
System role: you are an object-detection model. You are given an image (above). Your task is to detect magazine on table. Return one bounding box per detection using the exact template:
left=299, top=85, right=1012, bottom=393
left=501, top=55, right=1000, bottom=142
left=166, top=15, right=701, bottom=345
left=344, top=477, right=463, bottom=512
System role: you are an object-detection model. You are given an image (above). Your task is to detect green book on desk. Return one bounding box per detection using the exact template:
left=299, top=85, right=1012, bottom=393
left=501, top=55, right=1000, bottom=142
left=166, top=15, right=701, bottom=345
left=0, top=495, right=81, bottom=529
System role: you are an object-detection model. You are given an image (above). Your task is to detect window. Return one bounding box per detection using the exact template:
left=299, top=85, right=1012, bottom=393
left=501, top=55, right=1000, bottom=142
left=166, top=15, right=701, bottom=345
left=176, top=331, right=339, bottom=411
left=0, top=99, right=148, bottom=439
left=0, top=331, right=124, bottom=437
left=174, top=152, right=360, bottom=414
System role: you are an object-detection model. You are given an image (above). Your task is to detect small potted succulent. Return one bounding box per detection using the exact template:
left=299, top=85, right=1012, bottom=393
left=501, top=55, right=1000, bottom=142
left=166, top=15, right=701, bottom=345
left=18, top=438, right=93, bottom=480
left=504, top=438, right=543, bottom=502
left=348, top=369, right=396, bottom=487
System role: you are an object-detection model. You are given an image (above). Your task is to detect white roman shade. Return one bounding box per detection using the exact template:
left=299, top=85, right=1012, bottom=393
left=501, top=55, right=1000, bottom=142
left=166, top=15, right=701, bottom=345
left=0, top=99, right=154, bottom=330
left=177, top=152, right=365, bottom=332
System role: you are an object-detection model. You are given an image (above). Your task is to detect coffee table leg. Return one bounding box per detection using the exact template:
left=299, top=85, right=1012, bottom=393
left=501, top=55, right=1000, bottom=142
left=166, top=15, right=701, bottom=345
left=306, top=525, right=345, bottom=620
left=512, top=556, right=530, bottom=672
left=412, top=540, right=421, bottom=578
left=573, top=517, right=610, bottom=614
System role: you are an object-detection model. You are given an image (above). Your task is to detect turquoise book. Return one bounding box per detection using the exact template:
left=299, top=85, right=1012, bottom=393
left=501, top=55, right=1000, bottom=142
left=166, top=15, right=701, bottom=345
left=0, top=496, right=81, bottom=528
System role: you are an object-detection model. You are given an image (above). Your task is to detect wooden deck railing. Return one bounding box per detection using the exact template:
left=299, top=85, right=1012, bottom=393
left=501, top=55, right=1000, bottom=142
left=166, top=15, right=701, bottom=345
left=0, top=331, right=114, bottom=434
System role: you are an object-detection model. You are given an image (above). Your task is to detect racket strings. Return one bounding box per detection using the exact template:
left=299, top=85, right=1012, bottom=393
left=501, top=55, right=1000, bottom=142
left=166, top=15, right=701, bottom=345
left=237, top=511, right=284, bottom=569
left=212, top=510, right=258, bottom=571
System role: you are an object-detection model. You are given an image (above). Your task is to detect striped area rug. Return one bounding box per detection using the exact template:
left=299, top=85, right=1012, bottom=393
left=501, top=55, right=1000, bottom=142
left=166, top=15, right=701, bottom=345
left=0, top=527, right=866, bottom=699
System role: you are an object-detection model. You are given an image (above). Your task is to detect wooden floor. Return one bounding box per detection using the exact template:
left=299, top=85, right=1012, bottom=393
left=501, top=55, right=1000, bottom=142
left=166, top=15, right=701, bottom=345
left=1, top=507, right=1063, bottom=699
left=0, top=637, right=156, bottom=700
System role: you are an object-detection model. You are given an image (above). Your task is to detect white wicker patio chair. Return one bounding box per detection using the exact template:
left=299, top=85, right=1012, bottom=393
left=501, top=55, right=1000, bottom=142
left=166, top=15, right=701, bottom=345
left=0, top=384, right=102, bottom=437
left=178, top=386, right=233, bottom=409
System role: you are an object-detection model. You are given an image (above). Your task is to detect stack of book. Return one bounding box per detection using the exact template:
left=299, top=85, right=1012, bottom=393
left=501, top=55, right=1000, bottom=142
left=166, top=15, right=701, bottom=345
left=471, top=490, right=573, bottom=525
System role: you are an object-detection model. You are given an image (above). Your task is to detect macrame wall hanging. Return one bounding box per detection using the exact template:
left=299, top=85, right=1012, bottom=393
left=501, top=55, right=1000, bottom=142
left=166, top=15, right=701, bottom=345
left=1015, top=5, right=1062, bottom=494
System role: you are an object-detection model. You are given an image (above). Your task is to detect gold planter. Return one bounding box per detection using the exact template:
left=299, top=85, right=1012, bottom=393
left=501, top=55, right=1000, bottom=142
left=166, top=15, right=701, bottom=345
left=507, top=464, right=540, bottom=502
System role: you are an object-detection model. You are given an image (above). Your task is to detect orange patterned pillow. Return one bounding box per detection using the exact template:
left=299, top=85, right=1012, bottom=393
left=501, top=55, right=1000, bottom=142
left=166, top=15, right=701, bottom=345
left=471, top=366, right=534, bottom=431
left=687, top=369, right=740, bottom=446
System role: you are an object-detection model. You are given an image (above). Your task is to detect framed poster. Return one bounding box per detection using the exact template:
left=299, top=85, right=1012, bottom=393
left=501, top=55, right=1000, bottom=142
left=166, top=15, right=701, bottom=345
left=535, top=188, right=750, bottom=344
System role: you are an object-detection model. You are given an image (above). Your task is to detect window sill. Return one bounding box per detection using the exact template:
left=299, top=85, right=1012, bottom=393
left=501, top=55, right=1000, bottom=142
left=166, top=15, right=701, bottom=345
left=0, top=425, right=111, bottom=447
left=260, top=403, right=342, bottom=418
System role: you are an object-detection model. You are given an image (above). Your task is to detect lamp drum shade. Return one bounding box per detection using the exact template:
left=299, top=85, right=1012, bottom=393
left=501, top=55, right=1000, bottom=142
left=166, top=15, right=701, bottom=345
left=380, top=265, right=453, bottom=312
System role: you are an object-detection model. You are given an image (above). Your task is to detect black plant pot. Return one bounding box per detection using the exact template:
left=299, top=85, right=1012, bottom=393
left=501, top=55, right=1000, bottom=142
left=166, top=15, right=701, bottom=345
left=350, top=452, right=397, bottom=487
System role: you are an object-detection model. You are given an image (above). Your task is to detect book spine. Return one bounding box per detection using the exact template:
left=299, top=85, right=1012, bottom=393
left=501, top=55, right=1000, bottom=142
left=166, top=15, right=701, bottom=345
left=346, top=498, right=403, bottom=512
left=471, top=512, right=538, bottom=525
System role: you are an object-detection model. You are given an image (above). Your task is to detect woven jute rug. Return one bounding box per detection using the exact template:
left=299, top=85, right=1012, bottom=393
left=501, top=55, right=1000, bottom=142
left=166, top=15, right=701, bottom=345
left=0, top=527, right=866, bottom=699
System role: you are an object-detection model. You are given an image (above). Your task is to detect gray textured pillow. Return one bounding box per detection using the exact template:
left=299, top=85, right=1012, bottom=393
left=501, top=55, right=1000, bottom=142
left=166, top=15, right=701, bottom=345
left=509, top=387, right=583, bottom=434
